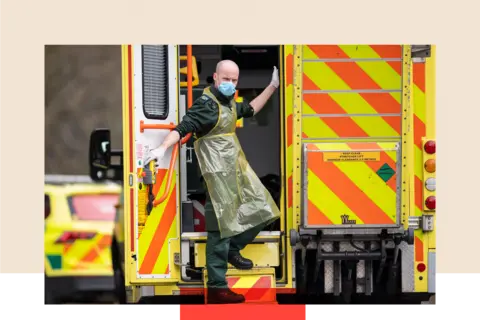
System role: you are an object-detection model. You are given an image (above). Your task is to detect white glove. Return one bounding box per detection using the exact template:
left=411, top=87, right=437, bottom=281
left=270, top=66, right=279, bottom=89
left=143, top=146, right=166, bottom=169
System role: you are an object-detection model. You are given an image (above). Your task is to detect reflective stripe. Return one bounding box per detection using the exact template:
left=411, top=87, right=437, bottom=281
left=138, top=169, right=177, bottom=275
left=306, top=143, right=397, bottom=226
left=412, top=62, right=427, bottom=265
left=227, top=275, right=276, bottom=303
left=301, top=45, right=403, bottom=140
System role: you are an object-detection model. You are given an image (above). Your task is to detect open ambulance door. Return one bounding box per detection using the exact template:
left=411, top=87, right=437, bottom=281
left=121, top=45, right=182, bottom=284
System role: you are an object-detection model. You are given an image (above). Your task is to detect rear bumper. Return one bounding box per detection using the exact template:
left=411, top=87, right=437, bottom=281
left=45, top=275, right=114, bottom=300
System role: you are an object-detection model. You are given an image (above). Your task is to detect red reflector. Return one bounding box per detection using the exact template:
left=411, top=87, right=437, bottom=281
left=55, top=231, right=97, bottom=244
left=417, top=263, right=426, bottom=272
left=424, top=140, right=436, bottom=154
left=425, top=196, right=436, bottom=210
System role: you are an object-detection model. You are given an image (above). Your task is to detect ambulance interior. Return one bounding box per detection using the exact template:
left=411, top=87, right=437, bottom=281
left=178, top=45, right=284, bottom=278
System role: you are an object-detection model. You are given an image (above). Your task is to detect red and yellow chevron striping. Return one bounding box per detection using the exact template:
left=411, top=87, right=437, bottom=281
left=86, top=235, right=110, bottom=260
left=201, top=268, right=277, bottom=304
left=226, top=275, right=276, bottom=303
left=305, top=143, right=398, bottom=227
left=301, top=45, right=403, bottom=140
left=284, top=46, right=295, bottom=228
left=73, top=234, right=112, bottom=270
left=285, top=45, right=409, bottom=230
left=412, top=61, right=427, bottom=264
left=287, top=44, right=428, bottom=255
left=138, top=169, right=178, bottom=275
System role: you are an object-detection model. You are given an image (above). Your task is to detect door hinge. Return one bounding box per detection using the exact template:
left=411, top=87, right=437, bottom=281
left=422, top=215, right=435, bottom=232
left=411, top=45, right=431, bottom=58
left=408, top=215, right=434, bottom=232
left=408, top=216, right=421, bottom=230
left=174, top=252, right=181, bottom=265
left=128, top=173, right=134, bottom=187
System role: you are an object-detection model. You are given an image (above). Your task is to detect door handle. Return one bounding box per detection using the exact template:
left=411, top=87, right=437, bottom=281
left=186, top=146, right=194, bottom=164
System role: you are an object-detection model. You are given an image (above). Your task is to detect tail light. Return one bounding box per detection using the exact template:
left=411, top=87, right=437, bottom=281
left=425, top=196, right=436, bottom=210
left=424, top=140, right=436, bottom=154
left=422, top=139, right=436, bottom=212
left=425, top=178, right=436, bottom=191
left=417, top=263, right=426, bottom=272
left=424, top=159, right=436, bottom=173
left=55, top=231, right=97, bottom=244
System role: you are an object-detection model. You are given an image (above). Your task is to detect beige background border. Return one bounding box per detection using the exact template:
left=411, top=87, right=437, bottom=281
left=1, top=0, right=478, bottom=273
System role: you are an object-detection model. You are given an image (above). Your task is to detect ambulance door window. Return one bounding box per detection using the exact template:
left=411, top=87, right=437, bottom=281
left=141, top=45, right=169, bottom=120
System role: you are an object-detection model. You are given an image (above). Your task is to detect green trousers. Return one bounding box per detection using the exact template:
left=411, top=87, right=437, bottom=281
left=206, top=222, right=267, bottom=288
left=203, top=191, right=274, bottom=288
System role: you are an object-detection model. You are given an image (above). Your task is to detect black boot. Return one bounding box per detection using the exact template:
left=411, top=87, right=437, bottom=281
left=207, top=288, right=245, bottom=304
left=228, top=252, right=254, bottom=270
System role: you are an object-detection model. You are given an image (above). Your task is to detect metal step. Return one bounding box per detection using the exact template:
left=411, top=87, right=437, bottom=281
left=203, top=268, right=277, bottom=304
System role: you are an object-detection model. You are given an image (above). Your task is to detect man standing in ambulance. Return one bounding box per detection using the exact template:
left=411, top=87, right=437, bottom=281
left=145, top=60, right=281, bottom=304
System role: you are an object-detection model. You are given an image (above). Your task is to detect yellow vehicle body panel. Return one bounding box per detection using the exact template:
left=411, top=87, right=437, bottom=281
left=286, top=44, right=436, bottom=294
left=303, top=142, right=400, bottom=228
left=114, top=191, right=125, bottom=244
left=44, top=182, right=121, bottom=277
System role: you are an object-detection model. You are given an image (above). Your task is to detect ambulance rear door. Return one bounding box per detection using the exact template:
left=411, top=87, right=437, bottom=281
left=121, top=44, right=181, bottom=284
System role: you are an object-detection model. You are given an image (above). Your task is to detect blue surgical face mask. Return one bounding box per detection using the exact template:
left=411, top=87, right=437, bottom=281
left=218, top=81, right=236, bottom=97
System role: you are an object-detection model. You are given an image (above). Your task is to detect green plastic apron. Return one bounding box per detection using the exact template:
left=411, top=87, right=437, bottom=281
left=193, top=87, right=280, bottom=239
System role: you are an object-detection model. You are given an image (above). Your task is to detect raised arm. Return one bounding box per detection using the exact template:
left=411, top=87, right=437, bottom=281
left=249, top=67, right=280, bottom=115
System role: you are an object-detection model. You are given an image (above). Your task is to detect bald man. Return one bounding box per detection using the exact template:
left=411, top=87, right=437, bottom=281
left=145, top=60, right=281, bottom=304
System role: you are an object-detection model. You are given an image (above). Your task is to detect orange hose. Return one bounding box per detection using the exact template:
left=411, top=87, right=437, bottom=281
left=153, top=143, right=178, bottom=206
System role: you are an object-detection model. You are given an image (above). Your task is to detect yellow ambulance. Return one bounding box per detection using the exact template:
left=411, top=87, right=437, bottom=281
left=44, top=174, right=121, bottom=303
left=88, top=44, right=436, bottom=304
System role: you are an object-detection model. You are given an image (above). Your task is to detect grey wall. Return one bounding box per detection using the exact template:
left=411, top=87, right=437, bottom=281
left=45, top=45, right=123, bottom=175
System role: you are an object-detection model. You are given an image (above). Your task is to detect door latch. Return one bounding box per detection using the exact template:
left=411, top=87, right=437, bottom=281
left=186, top=146, right=194, bottom=164
left=142, top=160, right=157, bottom=215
